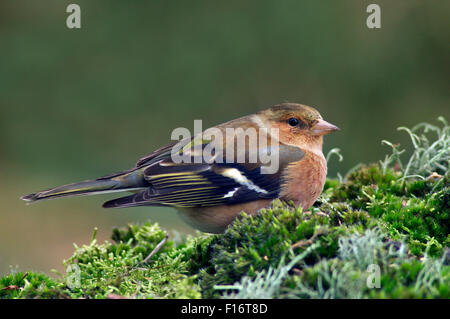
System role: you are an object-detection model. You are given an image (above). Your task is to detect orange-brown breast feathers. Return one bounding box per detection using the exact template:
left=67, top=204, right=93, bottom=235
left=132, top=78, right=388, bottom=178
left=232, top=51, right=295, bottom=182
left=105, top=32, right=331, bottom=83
left=280, top=151, right=327, bottom=210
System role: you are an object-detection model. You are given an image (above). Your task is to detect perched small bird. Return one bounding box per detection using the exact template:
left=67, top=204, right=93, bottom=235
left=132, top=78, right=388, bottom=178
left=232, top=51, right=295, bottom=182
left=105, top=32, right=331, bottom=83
left=22, top=103, right=339, bottom=233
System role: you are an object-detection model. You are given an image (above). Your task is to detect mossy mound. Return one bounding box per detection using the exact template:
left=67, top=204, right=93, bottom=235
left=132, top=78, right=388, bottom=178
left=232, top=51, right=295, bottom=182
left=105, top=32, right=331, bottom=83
left=1, top=165, right=448, bottom=299
left=192, top=165, right=449, bottom=298
left=0, top=271, right=64, bottom=299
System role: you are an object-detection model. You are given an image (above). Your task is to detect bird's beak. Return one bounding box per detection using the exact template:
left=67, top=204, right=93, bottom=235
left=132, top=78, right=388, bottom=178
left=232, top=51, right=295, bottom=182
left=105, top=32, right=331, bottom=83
left=310, top=119, right=340, bottom=136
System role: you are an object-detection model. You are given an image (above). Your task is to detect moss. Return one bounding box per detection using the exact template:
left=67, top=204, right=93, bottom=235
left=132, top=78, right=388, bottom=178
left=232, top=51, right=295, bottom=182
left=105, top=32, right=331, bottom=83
left=0, top=163, right=447, bottom=299
left=2, top=118, right=448, bottom=298
left=1, top=164, right=448, bottom=299
left=325, top=165, right=449, bottom=256
left=59, top=223, right=202, bottom=299
left=0, top=271, right=65, bottom=299
left=191, top=201, right=350, bottom=298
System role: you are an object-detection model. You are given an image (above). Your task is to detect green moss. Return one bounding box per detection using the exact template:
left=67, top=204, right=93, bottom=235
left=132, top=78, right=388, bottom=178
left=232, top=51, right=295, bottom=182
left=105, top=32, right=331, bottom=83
left=58, top=223, right=202, bottom=299
left=192, top=162, right=448, bottom=298
left=190, top=202, right=349, bottom=298
left=1, top=163, right=447, bottom=299
left=1, top=164, right=448, bottom=299
left=2, top=117, right=448, bottom=298
left=326, top=165, right=449, bottom=256
left=0, top=271, right=64, bottom=299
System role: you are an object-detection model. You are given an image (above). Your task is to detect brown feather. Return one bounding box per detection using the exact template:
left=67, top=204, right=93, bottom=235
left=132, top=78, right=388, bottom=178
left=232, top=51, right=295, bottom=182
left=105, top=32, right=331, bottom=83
left=280, top=150, right=327, bottom=210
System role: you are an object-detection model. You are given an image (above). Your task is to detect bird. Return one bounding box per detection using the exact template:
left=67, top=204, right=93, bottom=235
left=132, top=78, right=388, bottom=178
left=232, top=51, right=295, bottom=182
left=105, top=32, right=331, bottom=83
left=21, top=103, right=339, bottom=233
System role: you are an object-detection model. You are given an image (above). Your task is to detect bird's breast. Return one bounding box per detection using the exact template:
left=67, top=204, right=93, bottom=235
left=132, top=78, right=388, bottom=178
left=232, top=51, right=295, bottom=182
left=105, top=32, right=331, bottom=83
left=280, top=151, right=327, bottom=210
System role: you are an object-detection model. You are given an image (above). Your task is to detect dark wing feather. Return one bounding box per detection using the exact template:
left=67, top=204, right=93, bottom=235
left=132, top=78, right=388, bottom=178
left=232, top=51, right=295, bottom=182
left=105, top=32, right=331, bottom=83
left=135, top=142, right=176, bottom=167
left=102, top=132, right=304, bottom=209
left=102, top=161, right=280, bottom=208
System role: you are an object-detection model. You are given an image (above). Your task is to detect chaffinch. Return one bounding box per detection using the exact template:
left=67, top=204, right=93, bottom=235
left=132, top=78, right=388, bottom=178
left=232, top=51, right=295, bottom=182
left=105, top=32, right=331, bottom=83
left=22, top=103, right=339, bottom=233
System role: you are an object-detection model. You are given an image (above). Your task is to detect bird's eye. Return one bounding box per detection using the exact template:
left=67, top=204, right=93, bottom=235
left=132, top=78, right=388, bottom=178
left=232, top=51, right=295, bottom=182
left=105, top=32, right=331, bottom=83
left=287, top=118, right=300, bottom=127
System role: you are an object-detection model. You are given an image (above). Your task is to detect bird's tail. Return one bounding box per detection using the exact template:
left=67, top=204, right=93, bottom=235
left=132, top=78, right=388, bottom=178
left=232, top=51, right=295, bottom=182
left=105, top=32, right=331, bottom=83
left=21, top=170, right=146, bottom=203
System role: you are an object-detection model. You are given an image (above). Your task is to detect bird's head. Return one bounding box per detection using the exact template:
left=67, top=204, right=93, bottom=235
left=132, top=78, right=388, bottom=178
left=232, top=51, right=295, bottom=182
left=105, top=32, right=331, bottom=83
left=257, top=103, right=339, bottom=152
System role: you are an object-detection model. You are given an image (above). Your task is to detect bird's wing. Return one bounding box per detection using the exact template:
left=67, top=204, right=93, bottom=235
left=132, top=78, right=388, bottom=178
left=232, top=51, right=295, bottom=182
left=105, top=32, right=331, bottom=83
left=135, top=142, right=177, bottom=167
left=103, top=120, right=305, bottom=209
left=102, top=161, right=280, bottom=208
left=103, top=147, right=303, bottom=209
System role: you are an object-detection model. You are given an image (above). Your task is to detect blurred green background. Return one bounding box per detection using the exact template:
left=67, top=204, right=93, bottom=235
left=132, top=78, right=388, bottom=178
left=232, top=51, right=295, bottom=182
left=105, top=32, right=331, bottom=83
left=0, top=0, right=449, bottom=276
